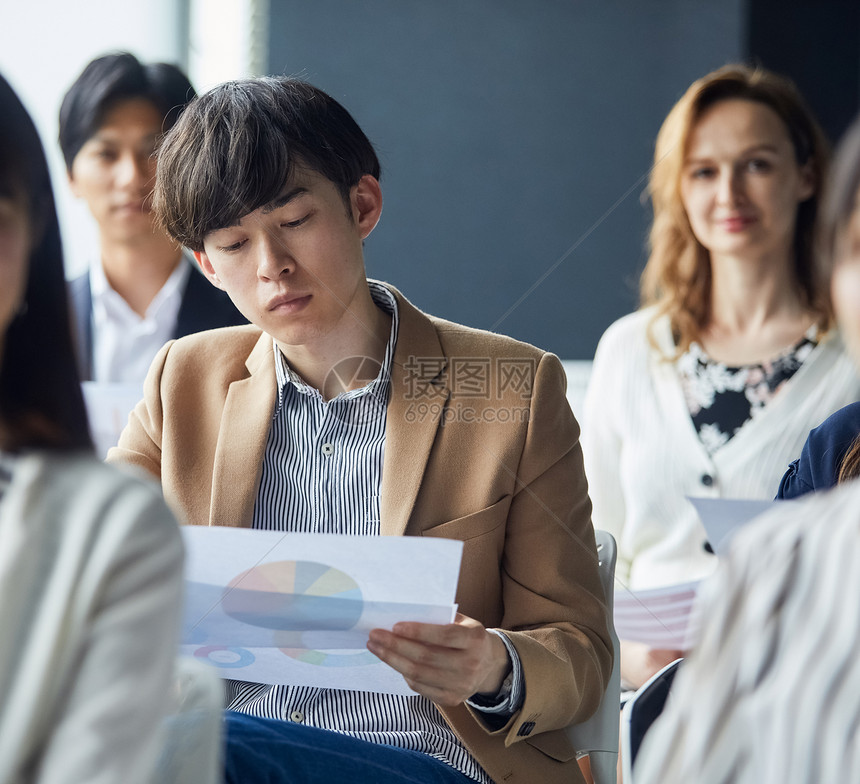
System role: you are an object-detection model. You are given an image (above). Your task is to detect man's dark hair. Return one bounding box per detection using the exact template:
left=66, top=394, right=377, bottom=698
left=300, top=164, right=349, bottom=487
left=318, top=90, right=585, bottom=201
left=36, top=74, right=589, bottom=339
left=59, top=51, right=196, bottom=172
left=154, top=77, right=381, bottom=251
left=0, top=73, right=92, bottom=452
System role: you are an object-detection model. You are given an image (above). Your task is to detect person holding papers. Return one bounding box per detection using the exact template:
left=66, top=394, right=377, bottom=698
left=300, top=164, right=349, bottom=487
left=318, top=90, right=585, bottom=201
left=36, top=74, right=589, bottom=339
left=60, top=52, right=246, bottom=385
left=0, top=73, right=183, bottom=784
left=582, top=64, right=860, bottom=690
left=107, top=77, right=612, bottom=784
left=635, top=112, right=860, bottom=784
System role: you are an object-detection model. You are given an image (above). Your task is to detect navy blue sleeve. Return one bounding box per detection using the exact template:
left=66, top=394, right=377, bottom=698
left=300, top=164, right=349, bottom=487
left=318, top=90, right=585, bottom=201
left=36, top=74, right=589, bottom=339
left=776, top=402, right=860, bottom=499
left=776, top=456, right=814, bottom=500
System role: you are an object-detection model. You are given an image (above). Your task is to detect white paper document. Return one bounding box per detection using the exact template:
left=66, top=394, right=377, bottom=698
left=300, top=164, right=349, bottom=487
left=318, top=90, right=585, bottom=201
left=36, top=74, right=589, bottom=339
left=180, top=528, right=463, bottom=695
left=689, top=496, right=777, bottom=556
left=614, top=581, right=701, bottom=649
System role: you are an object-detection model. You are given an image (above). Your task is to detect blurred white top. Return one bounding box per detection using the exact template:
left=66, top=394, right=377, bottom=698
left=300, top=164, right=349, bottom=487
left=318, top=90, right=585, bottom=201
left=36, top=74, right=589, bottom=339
left=0, top=451, right=183, bottom=784
left=636, top=479, right=860, bottom=782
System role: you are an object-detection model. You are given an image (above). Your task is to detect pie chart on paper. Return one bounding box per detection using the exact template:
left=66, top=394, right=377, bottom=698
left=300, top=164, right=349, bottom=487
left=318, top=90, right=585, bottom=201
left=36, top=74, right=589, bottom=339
left=222, top=560, right=379, bottom=667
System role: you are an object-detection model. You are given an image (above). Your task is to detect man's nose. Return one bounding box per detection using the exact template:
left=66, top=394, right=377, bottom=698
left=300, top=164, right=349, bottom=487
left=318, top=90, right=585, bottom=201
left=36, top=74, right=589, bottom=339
left=116, top=151, right=153, bottom=191
left=257, top=235, right=294, bottom=280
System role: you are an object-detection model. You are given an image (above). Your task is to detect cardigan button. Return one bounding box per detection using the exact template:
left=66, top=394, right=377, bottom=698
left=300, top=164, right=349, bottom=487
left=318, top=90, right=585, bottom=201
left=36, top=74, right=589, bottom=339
left=700, top=473, right=714, bottom=487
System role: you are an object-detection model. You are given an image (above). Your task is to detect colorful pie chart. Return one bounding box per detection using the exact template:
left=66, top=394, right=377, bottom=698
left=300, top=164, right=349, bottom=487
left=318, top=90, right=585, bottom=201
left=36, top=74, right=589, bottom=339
left=218, top=560, right=378, bottom=668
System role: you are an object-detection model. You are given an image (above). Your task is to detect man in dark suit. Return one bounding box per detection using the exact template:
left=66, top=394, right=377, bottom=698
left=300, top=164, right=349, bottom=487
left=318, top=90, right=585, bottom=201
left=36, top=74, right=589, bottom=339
left=60, top=52, right=245, bottom=382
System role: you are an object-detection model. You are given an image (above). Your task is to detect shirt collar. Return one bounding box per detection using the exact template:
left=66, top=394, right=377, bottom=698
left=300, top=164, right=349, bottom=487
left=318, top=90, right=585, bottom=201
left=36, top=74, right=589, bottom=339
left=90, top=255, right=190, bottom=323
left=272, top=281, right=399, bottom=409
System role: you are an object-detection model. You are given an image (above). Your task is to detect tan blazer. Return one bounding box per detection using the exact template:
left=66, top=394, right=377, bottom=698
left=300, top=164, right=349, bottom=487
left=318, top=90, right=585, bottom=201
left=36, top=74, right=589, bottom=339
left=109, top=284, right=612, bottom=784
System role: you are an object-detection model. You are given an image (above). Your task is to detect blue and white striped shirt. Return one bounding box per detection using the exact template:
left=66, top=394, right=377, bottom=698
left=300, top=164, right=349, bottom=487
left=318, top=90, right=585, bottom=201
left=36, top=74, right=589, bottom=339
left=225, top=283, right=494, bottom=782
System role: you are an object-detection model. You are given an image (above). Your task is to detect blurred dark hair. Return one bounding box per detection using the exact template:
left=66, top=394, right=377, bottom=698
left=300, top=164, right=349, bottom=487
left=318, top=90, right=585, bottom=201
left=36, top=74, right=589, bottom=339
left=819, top=116, right=860, bottom=484
left=154, top=77, right=380, bottom=251
left=0, top=73, right=92, bottom=451
left=59, top=51, right=196, bottom=171
left=818, top=115, right=860, bottom=286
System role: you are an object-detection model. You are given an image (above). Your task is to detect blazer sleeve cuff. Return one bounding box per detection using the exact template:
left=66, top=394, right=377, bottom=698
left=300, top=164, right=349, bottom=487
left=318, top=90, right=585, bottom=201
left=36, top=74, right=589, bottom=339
left=466, top=629, right=524, bottom=716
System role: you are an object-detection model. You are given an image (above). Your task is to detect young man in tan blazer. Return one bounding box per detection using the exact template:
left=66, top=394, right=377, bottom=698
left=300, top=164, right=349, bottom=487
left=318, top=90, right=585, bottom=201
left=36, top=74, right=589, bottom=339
left=108, top=77, right=611, bottom=784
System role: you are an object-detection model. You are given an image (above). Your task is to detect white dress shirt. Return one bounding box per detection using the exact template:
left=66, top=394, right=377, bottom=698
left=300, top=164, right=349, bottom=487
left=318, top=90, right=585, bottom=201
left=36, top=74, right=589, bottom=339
left=90, top=257, right=189, bottom=384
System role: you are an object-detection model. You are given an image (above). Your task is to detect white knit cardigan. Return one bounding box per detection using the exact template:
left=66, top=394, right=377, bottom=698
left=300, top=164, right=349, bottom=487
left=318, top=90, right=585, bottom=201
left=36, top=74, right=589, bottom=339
left=581, top=308, right=860, bottom=589
left=0, top=452, right=183, bottom=784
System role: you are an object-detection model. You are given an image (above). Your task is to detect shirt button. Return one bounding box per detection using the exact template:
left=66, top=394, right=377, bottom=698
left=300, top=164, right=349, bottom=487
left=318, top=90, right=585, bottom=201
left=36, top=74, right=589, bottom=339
left=700, top=473, right=714, bottom=487
left=289, top=710, right=304, bottom=723
left=321, top=443, right=334, bottom=457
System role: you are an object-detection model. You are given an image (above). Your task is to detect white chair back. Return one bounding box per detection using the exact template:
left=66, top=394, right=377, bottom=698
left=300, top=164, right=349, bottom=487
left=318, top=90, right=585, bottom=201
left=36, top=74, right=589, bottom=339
left=567, top=529, right=621, bottom=784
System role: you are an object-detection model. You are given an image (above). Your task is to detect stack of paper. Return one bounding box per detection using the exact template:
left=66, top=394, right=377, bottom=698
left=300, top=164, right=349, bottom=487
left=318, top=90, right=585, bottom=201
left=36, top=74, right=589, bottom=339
left=614, top=581, right=700, bottom=649
left=613, top=497, right=780, bottom=649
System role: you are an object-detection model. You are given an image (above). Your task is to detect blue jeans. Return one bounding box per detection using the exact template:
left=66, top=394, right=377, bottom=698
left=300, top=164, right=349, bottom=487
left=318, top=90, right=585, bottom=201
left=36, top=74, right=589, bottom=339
left=223, top=711, right=477, bottom=784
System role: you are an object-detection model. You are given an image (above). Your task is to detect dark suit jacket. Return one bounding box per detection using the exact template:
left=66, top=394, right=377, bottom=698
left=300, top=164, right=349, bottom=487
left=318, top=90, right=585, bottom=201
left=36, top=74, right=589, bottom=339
left=68, top=257, right=247, bottom=381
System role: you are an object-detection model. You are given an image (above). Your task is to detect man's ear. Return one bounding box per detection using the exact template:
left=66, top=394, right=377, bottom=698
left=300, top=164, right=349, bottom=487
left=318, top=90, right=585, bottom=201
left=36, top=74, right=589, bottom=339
left=193, top=250, right=224, bottom=290
left=351, top=175, right=383, bottom=240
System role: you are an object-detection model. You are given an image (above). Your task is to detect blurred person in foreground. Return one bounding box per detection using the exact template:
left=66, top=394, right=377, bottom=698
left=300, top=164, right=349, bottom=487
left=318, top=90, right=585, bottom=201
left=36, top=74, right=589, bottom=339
left=0, top=73, right=183, bottom=784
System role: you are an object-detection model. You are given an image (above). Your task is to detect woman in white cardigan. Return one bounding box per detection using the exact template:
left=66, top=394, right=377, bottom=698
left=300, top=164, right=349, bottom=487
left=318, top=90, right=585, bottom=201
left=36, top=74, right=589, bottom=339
left=635, top=110, right=860, bottom=784
left=582, top=65, right=860, bottom=690
left=0, top=74, right=184, bottom=784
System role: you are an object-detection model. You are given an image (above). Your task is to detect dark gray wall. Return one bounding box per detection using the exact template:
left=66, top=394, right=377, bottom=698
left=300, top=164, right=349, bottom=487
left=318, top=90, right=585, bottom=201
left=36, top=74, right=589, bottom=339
left=745, top=0, right=860, bottom=144
left=268, top=0, right=743, bottom=358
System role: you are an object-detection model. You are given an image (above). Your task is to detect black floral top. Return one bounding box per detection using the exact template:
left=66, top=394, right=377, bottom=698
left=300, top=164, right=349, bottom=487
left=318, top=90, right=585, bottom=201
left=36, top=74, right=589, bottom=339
left=677, top=328, right=819, bottom=454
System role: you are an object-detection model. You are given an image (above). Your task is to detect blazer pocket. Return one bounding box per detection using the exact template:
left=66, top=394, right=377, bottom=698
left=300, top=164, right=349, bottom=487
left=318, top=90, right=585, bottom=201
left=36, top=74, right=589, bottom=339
left=420, top=495, right=511, bottom=541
